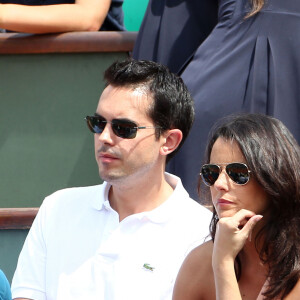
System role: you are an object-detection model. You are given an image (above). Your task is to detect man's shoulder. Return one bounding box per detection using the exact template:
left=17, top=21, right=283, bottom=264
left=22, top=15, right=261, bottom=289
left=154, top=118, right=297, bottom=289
left=41, top=183, right=107, bottom=211
left=180, top=196, right=212, bottom=218
left=169, top=195, right=212, bottom=241
left=32, top=183, right=108, bottom=230
left=48, top=184, right=104, bottom=198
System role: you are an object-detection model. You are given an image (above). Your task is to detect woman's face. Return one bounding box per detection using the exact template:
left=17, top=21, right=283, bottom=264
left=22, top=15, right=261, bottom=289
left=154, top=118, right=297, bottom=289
left=209, top=137, right=269, bottom=219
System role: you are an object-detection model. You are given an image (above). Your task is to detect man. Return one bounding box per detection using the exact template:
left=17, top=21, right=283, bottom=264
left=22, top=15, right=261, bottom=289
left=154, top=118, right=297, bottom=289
left=11, top=59, right=212, bottom=300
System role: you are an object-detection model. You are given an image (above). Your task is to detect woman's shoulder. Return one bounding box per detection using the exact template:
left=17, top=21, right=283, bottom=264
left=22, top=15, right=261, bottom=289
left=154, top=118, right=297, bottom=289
left=185, top=239, right=214, bottom=268
left=173, top=241, right=215, bottom=300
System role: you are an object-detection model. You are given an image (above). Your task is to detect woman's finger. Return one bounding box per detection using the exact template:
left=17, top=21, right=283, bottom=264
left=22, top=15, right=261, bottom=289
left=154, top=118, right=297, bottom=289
left=240, top=214, right=263, bottom=241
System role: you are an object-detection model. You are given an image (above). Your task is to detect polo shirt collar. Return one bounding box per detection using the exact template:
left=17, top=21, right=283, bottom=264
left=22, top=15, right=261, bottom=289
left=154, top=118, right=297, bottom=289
left=90, top=182, right=110, bottom=211
left=137, top=172, right=189, bottom=224
left=91, top=173, right=190, bottom=223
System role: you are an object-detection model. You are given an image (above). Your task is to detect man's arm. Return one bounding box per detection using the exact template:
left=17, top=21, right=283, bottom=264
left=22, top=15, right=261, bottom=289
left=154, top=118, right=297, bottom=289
left=11, top=200, right=48, bottom=299
left=0, top=0, right=111, bottom=33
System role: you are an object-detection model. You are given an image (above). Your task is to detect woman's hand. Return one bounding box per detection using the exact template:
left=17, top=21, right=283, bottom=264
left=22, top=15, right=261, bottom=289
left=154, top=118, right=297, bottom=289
left=213, top=209, right=263, bottom=264
left=212, top=209, right=263, bottom=300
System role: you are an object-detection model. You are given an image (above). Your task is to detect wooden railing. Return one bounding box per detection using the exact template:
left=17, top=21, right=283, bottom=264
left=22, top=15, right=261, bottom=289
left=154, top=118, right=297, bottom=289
left=0, top=208, right=39, bottom=229
left=0, top=31, right=137, bottom=54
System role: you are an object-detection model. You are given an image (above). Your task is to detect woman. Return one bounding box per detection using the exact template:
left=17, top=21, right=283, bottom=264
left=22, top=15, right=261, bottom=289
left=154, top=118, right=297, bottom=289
left=0, top=270, right=11, bottom=300
left=173, top=113, right=300, bottom=299
left=133, top=0, right=300, bottom=201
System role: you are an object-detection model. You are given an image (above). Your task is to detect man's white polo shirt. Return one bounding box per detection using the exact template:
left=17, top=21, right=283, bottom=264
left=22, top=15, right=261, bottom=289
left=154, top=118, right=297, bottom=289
left=12, top=173, right=212, bottom=300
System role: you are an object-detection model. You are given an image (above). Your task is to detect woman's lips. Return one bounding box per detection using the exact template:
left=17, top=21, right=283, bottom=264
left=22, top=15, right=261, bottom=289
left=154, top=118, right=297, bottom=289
left=217, top=198, right=234, bottom=205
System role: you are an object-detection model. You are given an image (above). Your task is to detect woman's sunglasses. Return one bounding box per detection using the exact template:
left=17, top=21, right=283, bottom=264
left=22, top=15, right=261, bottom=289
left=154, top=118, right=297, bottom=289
left=85, top=115, right=161, bottom=139
left=200, top=163, right=251, bottom=186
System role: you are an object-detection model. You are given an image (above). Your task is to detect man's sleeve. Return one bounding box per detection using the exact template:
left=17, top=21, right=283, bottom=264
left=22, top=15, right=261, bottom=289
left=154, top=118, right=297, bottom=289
left=11, top=199, right=48, bottom=300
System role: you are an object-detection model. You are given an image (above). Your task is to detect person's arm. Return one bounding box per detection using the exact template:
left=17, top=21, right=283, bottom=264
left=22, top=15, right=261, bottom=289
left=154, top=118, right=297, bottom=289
left=212, top=209, right=263, bottom=300
left=11, top=200, right=49, bottom=300
left=0, top=0, right=111, bottom=33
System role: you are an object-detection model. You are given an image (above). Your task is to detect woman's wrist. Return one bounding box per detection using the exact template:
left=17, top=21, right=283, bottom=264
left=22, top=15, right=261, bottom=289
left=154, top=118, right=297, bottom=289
left=212, top=244, right=236, bottom=270
left=212, top=255, right=235, bottom=273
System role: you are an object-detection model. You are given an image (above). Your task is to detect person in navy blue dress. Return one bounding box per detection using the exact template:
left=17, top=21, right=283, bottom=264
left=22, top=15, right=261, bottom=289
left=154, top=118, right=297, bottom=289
left=133, top=0, right=218, bottom=75
left=133, top=0, right=300, bottom=200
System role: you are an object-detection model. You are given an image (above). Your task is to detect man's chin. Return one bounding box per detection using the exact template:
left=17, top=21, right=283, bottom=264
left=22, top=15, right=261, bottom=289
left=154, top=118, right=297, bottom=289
left=99, top=172, right=126, bottom=183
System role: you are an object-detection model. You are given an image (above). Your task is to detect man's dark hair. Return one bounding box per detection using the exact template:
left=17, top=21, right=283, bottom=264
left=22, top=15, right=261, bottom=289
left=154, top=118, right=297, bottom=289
left=104, top=59, right=194, bottom=161
left=198, top=113, right=300, bottom=300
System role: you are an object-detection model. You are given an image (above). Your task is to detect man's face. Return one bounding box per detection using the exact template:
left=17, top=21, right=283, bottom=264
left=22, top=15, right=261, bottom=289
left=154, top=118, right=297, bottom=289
left=94, top=85, right=165, bottom=185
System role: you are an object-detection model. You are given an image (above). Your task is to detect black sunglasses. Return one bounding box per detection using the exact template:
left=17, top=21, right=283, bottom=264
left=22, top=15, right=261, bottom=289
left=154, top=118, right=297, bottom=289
left=85, top=115, right=161, bottom=139
left=200, top=163, right=251, bottom=186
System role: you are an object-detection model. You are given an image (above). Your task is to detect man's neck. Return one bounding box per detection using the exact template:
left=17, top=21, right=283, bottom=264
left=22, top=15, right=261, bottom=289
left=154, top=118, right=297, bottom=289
left=108, top=173, right=174, bottom=222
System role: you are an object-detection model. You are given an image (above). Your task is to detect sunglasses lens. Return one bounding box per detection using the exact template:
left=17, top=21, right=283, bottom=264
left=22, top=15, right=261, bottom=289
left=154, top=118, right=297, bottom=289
left=88, top=117, right=107, bottom=133
left=86, top=116, right=106, bottom=133
left=112, top=121, right=137, bottom=139
left=201, top=164, right=220, bottom=186
left=226, top=163, right=250, bottom=185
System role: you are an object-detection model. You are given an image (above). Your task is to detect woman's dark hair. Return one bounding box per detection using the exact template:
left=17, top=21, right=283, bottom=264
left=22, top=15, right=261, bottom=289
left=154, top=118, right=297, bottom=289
left=104, top=59, right=194, bottom=162
left=198, top=113, right=300, bottom=299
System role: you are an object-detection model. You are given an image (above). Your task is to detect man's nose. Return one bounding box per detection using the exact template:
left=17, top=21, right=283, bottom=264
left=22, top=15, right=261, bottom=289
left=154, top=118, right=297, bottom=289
left=97, top=123, right=114, bottom=144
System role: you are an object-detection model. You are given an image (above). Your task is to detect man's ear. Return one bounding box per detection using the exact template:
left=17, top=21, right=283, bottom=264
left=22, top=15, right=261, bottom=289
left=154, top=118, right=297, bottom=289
left=160, top=129, right=183, bottom=156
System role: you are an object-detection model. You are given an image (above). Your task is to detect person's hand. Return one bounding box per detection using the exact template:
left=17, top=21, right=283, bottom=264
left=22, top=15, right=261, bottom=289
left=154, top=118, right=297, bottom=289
left=212, top=209, right=263, bottom=266
left=211, top=210, right=263, bottom=299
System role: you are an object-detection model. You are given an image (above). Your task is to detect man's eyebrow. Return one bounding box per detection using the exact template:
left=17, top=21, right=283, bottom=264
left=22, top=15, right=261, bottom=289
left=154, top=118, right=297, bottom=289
left=94, top=113, right=103, bottom=118
left=94, top=113, right=137, bottom=124
left=113, top=117, right=136, bottom=123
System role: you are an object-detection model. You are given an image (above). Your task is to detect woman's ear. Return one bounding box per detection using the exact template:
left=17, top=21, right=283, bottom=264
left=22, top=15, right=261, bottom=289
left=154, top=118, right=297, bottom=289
left=160, top=129, right=183, bottom=156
